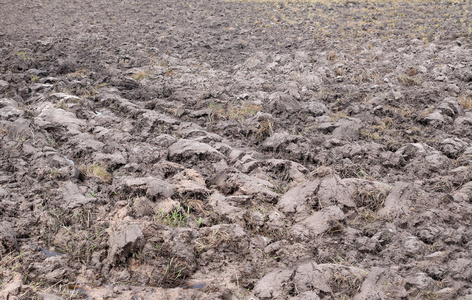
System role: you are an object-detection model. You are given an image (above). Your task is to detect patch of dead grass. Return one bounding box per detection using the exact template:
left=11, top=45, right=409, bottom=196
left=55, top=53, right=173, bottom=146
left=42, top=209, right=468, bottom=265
left=360, top=117, right=401, bottom=143
left=255, top=119, right=274, bottom=141
left=131, top=70, right=152, bottom=81
left=79, top=164, right=112, bottom=183
left=195, top=229, right=231, bottom=252
left=0, top=127, right=9, bottom=135
left=397, top=73, right=421, bottom=86
left=357, top=188, right=387, bottom=211
left=327, top=50, right=336, bottom=61
left=329, top=111, right=349, bottom=122
left=459, top=90, right=472, bottom=110
left=208, top=101, right=262, bottom=123
left=66, top=68, right=89, bottom=79
left=332, top=272, right=363, bottom=298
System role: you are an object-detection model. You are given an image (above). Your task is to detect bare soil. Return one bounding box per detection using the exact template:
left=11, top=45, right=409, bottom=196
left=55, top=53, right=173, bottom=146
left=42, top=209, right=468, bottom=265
left=1, top=0, right=472, bottom=299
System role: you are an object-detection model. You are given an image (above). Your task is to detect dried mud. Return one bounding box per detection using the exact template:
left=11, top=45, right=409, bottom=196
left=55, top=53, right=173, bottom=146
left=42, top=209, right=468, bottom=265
left=1, top=0, right=472, bottom=299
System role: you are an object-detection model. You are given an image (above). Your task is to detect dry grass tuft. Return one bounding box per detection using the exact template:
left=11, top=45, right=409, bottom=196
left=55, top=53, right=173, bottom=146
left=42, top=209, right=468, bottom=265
left=327, top=50, right=336, bottom=61
left=131, top=70, right=152, bottom=81
left=185, top=199, right=206, bottom=214
left=208, top=101, right=262, bottom=123
left=0, top=127, right=9, bottom=135
left=357, top=188, right=387, bottom=211
left=459, top=91, right=472, bottom=110
left=332, top=272, right=364, bottom=298
left=255, top=119, right=274, bottom=140
left=329, top=111, right=349, bottom=122
left=195, top=229, right=231, bottom=252
left=397, top=73, right=421, bottom=86
left=80, top=164, right=112, bottom=183
left=66, top=68, right=89, bottom=79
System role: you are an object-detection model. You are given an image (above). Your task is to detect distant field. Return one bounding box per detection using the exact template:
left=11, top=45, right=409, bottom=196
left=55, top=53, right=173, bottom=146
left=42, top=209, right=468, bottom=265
left=226, top=0, right=472, bottom=43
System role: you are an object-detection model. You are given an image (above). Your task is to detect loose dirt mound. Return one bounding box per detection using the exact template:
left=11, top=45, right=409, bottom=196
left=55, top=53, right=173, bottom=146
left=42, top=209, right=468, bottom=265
left=1, top=0, right=472, bottom=299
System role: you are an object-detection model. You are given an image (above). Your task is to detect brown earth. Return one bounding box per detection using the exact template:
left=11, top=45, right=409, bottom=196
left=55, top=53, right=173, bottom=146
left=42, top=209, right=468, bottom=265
left=1, top=0, right=472, bottom=299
